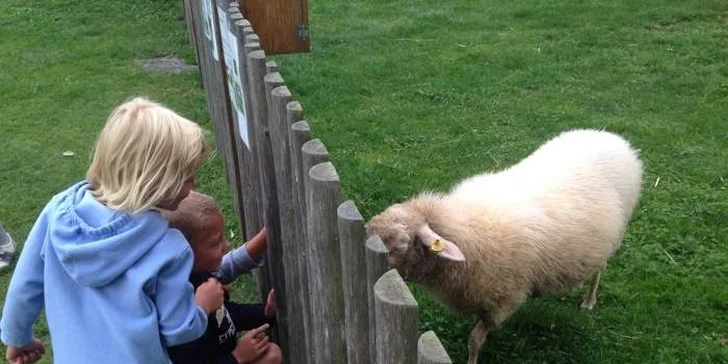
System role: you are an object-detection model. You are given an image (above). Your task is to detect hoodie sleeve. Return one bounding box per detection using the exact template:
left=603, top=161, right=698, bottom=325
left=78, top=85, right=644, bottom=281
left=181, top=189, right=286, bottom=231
left=154, top=245, right=209, bottom=346
left=214, top=243, right=265, bottom=284
left=0, top=202, right=52, bottom=347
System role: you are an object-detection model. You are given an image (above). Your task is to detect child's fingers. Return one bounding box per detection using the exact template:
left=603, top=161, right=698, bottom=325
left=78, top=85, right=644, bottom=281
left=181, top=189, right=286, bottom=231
left=252, top=323, right=270, bottom=335
left=206, top=277, right=222, bottom=287
left=253, top=336, right=270, bottom=351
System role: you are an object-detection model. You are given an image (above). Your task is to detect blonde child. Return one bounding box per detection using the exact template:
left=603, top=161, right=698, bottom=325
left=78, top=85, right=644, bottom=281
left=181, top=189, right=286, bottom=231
left=1, top=97, right=225, bottom=364
left=162, top=191, right=282, bottom=364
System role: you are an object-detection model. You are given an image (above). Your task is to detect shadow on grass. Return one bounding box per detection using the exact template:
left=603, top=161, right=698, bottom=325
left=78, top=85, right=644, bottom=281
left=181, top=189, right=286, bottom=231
left=481, top=301, right=591, bottom=364
left=417, top=287, right=595, bottom=364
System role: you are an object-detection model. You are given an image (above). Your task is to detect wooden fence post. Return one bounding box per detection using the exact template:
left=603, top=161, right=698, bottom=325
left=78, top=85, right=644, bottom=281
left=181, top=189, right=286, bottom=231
left=337, top=201, right=371, bottom=364
left=255, top=70, right=286, bottom=349
left=366, top=235, right=389, bottom=361
left=306, top=161, right=347, bottom=363
left=241, top=38, right=273, bottom=301
left=211, top=0, right=245, bottom=226
left=374, top=269, right=418, bottom=364
left=418, top=331, right=452, bottom=364
left=270, top=83, right=310, bottom=359
left=287, top=107, right=311, bottom=364
left=246, top=47, right=284, bottom=311
left=226, top=8, right=263, bottom=247
left=301, top=139, right=330, bottom=363
left=182, top=0, right=200, bottom=66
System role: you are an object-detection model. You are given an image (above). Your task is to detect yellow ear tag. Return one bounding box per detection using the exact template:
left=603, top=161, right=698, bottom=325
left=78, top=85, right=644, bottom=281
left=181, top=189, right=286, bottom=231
left=429, top=239, right=444, bottom=252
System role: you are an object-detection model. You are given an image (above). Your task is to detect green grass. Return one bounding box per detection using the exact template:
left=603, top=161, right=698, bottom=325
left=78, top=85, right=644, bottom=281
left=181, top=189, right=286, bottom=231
left=1, top=0, right=727, bottom=363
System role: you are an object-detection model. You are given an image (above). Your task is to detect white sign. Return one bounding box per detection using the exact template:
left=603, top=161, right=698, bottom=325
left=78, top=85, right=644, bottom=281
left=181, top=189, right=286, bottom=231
left=202, top=0, right=219, bottom=61
left=218, top=6, right=249, bottom=148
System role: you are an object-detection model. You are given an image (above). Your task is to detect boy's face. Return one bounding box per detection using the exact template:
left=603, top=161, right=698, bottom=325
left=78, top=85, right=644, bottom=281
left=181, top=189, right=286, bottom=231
left=191, top=212, right=230, bottom=272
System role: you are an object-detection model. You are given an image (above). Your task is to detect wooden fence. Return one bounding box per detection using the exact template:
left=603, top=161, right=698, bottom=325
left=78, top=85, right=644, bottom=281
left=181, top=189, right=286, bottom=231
left=183, top=1, right=452, bottom=362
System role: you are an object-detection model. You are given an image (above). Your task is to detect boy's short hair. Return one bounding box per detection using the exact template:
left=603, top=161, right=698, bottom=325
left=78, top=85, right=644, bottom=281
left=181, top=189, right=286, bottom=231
left=86, top=97, right=208, bottom=213
left=162, top=191, right=221, bottom=245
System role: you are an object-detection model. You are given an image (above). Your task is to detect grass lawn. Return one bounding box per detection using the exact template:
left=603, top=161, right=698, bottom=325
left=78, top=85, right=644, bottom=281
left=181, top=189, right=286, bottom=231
left=2, top=0, right=727, bottom=363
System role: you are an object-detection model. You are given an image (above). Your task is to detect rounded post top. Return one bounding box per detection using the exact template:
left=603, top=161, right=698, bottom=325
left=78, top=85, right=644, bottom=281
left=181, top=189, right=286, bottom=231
left=291, top=120, right=310, bottom=132
left=366, top=235, right=388, bottom=254
left=309, top=162, right=339, bottom=183
left=337, top=200, right=363, bottom=221
left=302, top=138, right=328, bottom=156
left=374, top=269, right=417, bottom=307
left=264, top=72, right=283, bottom=84
left=244, top=42, right=261, bottom=52
left=418, top=331, right=452, bottom=363
left=286, top=100, right=302, bottom=112
left=248, top=50, right=265, bottom=60
left=272, top=85, right=292, bottom=98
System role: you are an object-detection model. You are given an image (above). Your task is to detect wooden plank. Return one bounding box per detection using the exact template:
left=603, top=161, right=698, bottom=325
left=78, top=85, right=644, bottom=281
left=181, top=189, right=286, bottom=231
left=418, top=331, right=453, bottom=364
left=365, top=235, right=389, bottom=362
left=260, top=71, right=287, bottom=350
left=282, top=104, right=310, bottom=362
left=268, top=84, right=300, bottom=358
left=300, top=138, right=329, bottom=363
left=337, top=201, right=372, bottom=364
left=210, top=0, right=245, bottom=229
left=289, top=119, right=311, bottom=364
left=243, top=0, right=310, bottom=54
left=306, top=162, right=347, bottom=363
left=244, top=47, right=275, bottom=301
left=182, top=0, right=200, bottom=66
left=226, top=7, right=262, bottom=246
left=374, top=269, right=419, bottom=364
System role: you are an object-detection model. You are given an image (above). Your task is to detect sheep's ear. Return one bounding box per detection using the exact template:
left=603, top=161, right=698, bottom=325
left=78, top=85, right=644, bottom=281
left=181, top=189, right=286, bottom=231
left=416, top=225, right=465, bottom=262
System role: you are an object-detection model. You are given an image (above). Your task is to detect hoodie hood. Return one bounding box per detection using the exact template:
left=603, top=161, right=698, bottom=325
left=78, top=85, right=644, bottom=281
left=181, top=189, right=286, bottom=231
left=47, top=182, right=169, bottom=287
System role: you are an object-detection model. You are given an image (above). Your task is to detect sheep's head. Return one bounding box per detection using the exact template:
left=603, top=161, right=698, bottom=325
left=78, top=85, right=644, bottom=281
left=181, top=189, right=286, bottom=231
left=366, top=203, right=465, bottom=281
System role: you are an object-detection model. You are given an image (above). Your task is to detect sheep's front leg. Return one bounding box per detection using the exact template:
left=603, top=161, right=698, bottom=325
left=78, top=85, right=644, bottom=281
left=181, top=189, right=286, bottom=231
left=467, top=317, right=492, bottom=364
left=580, top=270, right=602, bottom=310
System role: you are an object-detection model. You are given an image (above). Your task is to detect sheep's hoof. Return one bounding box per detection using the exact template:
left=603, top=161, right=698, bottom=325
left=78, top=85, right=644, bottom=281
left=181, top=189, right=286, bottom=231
left=580, top=300, right=595, bottom=311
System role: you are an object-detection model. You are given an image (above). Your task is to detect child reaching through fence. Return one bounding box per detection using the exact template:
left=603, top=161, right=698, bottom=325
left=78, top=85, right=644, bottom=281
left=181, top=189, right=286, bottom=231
left=162, top=191, right=282, bottom=364
left=0, top=97, right=226, bottom=364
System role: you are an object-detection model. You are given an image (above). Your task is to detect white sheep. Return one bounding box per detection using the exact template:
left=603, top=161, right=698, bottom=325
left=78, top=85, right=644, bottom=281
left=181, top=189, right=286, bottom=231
left=366, top=129, right=643, bottom=364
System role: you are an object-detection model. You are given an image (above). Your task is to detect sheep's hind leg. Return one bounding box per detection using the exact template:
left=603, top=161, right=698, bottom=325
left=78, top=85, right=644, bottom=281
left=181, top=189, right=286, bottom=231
left=580, top=270, right=602, bottom=310
left=467, top=317, right=493, bottom=364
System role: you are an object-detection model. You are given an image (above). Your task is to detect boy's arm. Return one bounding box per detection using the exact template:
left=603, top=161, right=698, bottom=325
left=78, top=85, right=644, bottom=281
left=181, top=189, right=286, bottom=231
left=154, top=245, right=209, bottom=346
left=214, top=242, right=265, bottom=284
left=0, top=203, right=52, bottom=347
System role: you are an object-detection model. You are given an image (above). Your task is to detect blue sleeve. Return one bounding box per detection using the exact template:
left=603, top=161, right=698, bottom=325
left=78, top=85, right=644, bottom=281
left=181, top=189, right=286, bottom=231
left=214, top=243, right=265, bottom=284
left=0, top=204, right=51, bottom=347
left=154, top=245, right=209, bottom=346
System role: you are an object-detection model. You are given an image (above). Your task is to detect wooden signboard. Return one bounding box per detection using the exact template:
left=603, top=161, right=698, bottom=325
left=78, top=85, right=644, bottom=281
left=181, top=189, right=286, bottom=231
left=240, top=0, right=310, bottom=55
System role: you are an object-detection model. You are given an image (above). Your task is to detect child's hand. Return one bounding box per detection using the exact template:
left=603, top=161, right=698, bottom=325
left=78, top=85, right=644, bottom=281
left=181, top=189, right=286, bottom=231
left=195, top=278, right=224, bottom=315
left=6, top=338, right=45, bottom=364
left=232, top=324, right=270, bottom=364
left=264, top=289, right=276, bottom=319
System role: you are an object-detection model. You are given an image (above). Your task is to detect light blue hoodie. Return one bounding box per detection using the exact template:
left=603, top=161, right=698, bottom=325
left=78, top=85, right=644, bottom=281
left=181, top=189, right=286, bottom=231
left=0, top=181, right=208, bottom=363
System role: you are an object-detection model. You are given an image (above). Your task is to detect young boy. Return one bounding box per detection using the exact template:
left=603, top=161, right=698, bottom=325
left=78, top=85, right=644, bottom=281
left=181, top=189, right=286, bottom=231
left=162, top=191, right=282, bottom=364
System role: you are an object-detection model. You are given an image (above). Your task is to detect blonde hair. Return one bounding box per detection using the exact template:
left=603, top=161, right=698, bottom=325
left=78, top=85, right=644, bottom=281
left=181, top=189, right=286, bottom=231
left=161, top=191, right=221, bottom=247
left=86, top=97, right=208, bottom=214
